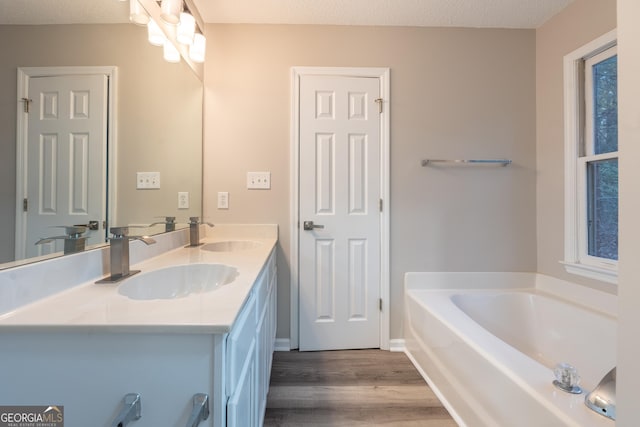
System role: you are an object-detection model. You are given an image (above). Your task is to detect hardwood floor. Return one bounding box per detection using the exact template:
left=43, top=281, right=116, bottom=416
left=264, top=350, right=458, bottom=426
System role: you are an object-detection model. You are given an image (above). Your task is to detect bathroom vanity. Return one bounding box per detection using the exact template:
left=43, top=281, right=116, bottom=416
left=0, top=225, right=277, bottom=427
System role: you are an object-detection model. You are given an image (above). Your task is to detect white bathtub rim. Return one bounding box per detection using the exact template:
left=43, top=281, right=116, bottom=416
left=406, top=289, right=609, bottom=427
left=404, top=272, right=617, bottom=318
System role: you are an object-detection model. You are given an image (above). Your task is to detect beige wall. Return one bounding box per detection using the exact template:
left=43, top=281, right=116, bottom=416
left=0, top=24, right=202, bottom=263
left=202, top=24, right=537, bottom=341
left=535, top=0, right=617, bottom=291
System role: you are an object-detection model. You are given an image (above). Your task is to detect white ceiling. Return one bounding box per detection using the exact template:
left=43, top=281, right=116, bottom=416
left=0, top=1, right=129, bottom=25
left=191, top=0, right=575, bottom=29
left=0, top=0, right=574, bottom=29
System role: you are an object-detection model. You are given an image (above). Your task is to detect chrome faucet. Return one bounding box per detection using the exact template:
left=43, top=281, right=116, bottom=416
left=148, top=216, right=177, bottom=232
left=36, top=225, right=88, bottom=255
left=585, top=367, right=616, bottom=420
left=111, top=393, right=141, bottom=427
left=96, top=227, right=156, bottom=283
left=186, top=217, right=214, bottom=247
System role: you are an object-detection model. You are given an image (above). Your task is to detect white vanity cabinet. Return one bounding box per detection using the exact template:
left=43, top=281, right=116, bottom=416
left=225, top=249, right=277, bottom=427
left=0, top=245, right=277, bottom=427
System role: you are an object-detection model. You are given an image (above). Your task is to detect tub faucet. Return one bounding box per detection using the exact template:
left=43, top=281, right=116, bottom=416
left=187, top=217, right=214, bottom=247
left=36, top=225, right=89, bottom=255
left=96, top=227, right=156, bottom=284
left=585, top=367, right=616, bottom=420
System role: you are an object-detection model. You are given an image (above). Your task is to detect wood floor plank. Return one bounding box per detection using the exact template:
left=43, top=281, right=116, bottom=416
left=269, top=349, right=427, bottom=386
left=264, top=408, right=458, bottom=426
left=267, top=385, right=444, bottom=409
left=265, top=350, right=458, bottom=426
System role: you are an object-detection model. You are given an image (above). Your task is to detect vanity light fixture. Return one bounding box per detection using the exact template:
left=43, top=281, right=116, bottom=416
left=135, top=0, right=206, bottom=64
left=160, top=0, right=182, bottom=25
left=163, top=39, right=181, bottom=63
left=147, top=18, right=165, bottom=46
left=177, top=12, right=196, bottom=45
left=129, top=0, right=150, bottom=25
left=189, top=33, right=206, bottom=63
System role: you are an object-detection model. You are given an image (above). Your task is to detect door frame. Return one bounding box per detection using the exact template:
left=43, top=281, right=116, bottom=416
left=15, top=66, right=118, bottom=260
left=290, top=67, right=390, bottom=350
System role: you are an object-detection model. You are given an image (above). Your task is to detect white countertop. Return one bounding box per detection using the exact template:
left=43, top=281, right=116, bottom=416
left=0, top=226, right=277, bottom=334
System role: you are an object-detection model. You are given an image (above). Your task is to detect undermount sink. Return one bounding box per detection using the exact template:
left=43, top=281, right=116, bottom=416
left=201, top=240, right=262, bottom=252
left=118, top=263, right=238, bottom=300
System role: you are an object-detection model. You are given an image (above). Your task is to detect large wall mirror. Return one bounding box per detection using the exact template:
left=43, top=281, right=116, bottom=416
left=0, top=1, right=203, bottom=269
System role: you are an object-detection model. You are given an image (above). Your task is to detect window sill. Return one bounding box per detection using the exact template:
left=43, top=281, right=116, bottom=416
left=560, top=261, right=618, bottom=285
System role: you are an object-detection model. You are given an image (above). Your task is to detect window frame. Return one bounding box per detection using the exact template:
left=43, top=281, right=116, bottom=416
left=563, top=30, right=618, bottom=284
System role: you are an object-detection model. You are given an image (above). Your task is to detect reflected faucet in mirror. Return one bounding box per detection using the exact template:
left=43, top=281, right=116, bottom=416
left=148, top=216, right=177, bottom=232
left=96, top=227, right=156, bottom=284
left=36, top=225, right=88, bottom=255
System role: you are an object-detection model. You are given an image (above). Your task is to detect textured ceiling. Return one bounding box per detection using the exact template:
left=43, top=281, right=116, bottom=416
left=0, top=0, right=574, bottom=29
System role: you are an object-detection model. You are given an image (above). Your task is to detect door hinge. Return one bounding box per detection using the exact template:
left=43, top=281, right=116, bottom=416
left=379, top=198, right=383, bottom=212
left=21, top=98, right=32, bottom=113
left=379, top=298, right=383, bottom=311
left=23, top=198, right=28, bottom=212
left=374, top=98, right=383, bottom=114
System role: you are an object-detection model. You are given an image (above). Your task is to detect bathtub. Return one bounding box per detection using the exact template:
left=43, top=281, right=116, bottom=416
left=403, top=272, right=617, bottom=427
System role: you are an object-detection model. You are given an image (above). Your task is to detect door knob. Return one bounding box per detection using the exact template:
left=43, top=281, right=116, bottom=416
left=303, top=221, right=324, bottom=231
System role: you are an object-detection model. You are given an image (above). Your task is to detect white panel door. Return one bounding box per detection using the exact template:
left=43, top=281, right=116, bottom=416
left=299, top=75, right=381, bottom=351
left=24, top=74, right=107, bottom=258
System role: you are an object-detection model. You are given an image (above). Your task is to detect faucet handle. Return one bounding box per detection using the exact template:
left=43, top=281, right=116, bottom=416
left=54, top=225, right=87, bottom=237
left=109, top=226, right=129, bottom=238
left=553, top=362, right=582, bottom=394
left=149, top=216, right=176, bottom=225
left=189, top=217, right=214, bottom=227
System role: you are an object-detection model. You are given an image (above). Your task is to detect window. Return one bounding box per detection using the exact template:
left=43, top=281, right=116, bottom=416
left=564, top=31, right=618, bottom=284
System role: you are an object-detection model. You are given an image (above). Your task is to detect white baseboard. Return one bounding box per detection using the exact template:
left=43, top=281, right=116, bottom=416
left=273, top=338, right=403, bottom=352
left=389, top=339, right=405, bottom=352
left=274, top=338, right=291, bottom=352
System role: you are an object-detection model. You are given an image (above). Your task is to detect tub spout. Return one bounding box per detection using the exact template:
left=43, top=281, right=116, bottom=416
left=585, top=367, right=616, bottom=420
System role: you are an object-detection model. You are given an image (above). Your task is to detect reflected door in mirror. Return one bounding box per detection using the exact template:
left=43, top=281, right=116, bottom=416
left=22, top=73, right=108, bottom=259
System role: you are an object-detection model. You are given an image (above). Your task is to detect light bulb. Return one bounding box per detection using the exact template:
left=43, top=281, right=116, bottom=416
left=147, top=19, right=165, bottom=46
left=177, top=12, right=196, bottom=45
left=160, top=0, right=182, bottom=25
left=129, top=0, right=149, bottom=26
left=163, top=40, right=181, bottom=63
left=189, top=33, right=206, bottom=63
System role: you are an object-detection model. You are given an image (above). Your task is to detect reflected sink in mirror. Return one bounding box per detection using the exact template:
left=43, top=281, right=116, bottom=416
left=118, top=264, right=238, bottom=300
left=201, top=241, right=263, bottom=252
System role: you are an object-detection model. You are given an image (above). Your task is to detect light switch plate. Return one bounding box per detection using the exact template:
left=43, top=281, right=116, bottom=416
left=247, top=171, right=271, bottom=189
left=136, top=172, right=160, bottom=189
